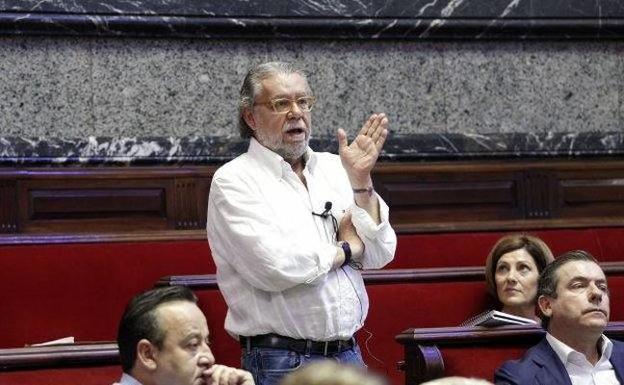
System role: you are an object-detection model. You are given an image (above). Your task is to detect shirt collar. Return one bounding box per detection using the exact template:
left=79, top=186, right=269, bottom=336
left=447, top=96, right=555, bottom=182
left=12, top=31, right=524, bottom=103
left=247, top=137, right=316, bottom=179
left=601, top=335, right=614, bottom=360
left=546, top=332, right=613, bottom=365
left=118, top=373, right=143, bottom=385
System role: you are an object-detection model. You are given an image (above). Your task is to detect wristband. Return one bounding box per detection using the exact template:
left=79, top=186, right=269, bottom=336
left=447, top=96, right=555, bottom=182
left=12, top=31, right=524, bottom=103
left=340, top=241, right=352, bottom=267
left=352, top=186, right=374, bottom=197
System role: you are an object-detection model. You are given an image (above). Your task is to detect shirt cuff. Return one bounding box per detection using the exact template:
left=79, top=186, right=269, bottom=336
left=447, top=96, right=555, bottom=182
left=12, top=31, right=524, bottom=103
left=349, top=192, right=390, bottom=240
left=304, top=242, right=338, bottom=284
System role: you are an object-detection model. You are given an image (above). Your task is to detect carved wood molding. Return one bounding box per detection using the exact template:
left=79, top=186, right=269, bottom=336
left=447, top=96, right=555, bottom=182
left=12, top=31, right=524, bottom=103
left=2, top=159, right=624, bottom=239
left=157, top=274, right=219, bottom=288
left=404, top=344, right=444, bottom=385
left=394, top=218, right=624, bottom=234
left=0, top=342, right=118, bottom=370
left=155, top=268, right=486, bottom=290
left=0, top=229, right=207, bottom=245
left=0, top=180, right=17, bottom=233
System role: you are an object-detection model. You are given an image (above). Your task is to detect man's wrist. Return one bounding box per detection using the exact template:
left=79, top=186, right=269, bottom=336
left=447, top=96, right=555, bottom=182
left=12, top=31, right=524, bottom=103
left=352, top=186, right=374, bottom=197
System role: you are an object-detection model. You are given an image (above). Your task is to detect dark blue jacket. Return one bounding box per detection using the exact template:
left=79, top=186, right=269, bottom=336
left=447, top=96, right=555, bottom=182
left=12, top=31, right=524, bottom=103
left=494, top=337, right=624, bottom=385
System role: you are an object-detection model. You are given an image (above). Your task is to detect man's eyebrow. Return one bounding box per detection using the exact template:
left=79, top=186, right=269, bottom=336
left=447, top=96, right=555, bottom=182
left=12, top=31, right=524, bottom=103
left=568, top=276, right=608, bottom=284
left=270, top=92, right=311, bottom=99
left=268, top=94, right=288, bottom=99
left=567, top=276, right=589, bottom=284
left=181, top=332, right=202, bottom=343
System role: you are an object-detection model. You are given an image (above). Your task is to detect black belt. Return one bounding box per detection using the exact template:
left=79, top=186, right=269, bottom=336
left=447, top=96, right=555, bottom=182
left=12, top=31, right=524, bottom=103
left=240, top=334, right=355, bottom=356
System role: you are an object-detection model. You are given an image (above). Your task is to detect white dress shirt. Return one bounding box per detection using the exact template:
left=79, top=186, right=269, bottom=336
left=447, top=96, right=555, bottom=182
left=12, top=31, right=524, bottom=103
left=112, top=373, right=142, bottom=385
left=207, top=138, right=397, bottom=341
left=546, top=332, right=620, bottom=385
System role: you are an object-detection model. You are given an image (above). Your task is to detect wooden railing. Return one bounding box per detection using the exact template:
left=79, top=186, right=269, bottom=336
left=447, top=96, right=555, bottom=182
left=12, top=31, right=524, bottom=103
left=395, top=322, right=624, bottom=385
left=157, top=262, right=624, bottom=287
left=0, top=342, right=118, bottom=370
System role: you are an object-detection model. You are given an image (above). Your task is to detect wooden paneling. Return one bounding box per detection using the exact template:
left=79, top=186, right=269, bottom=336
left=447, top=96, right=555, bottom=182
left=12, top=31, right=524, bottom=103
left=0, top=167, right=215, bottom=234
left=1, top=159, right=624, bottom=238
left=0, top=180, right=17, bottom=233
left=518, top=171, right=557, bottom=219
left=559, top=178, right=624, bottom=218
left=17, top=179, right=173, bottom=233
left=28, top=188, right=166, bottom=219
left=174, top=176, right=210, bottom=230
left=375, top=174, right=521, bottom=225
left=374, top=159, right=624, bottom=233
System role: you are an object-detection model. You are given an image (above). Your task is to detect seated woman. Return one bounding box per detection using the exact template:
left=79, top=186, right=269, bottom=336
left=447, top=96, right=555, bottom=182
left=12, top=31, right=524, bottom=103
left=463, top=234, right=554, bottom=326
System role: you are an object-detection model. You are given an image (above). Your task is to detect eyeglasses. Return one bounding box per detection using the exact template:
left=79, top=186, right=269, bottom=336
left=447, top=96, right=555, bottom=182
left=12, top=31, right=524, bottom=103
left=255, top=96, right=316, bottom=114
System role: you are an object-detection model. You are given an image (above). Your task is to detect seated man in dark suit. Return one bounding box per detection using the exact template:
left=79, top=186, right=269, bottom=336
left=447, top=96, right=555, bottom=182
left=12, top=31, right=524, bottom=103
left=495, top=250, right=624, bottom=385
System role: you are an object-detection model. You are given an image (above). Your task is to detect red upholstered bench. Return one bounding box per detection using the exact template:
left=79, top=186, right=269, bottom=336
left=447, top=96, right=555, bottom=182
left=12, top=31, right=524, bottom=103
left=156, top=269, right=491, bottom=385
left=156, top=271, right=482, bottom=382
left=392, top=228, right=624, bottom=268
left=1, top=227, right=623, bottom=384
left=0, top=240, right=214, bottom=348
left=160, top=263, right=624, bottom=385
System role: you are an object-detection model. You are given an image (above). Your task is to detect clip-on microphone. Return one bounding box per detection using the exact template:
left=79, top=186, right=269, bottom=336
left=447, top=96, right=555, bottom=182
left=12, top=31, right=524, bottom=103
left=312, top=201, right=333, bottom=219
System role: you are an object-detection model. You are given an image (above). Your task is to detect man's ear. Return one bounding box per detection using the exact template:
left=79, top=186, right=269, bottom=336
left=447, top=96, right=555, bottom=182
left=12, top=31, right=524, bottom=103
left=136, top=339, right=158, bottom=371
left=242, top=108, right=257, bottom=132
left=538, top=295, right=553, bottom=318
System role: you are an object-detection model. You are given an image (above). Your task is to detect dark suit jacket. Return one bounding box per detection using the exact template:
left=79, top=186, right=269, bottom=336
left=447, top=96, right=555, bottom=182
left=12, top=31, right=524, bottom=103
left=494, top=337, right=624, bottom=385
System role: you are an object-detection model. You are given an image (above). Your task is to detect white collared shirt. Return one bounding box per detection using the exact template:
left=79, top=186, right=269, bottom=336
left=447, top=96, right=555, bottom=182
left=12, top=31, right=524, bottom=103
left=112, top=373, right=143, bottom=385
left=207, top=138, right=397, bottom=340
left=546, top=332, right=620, bottom=385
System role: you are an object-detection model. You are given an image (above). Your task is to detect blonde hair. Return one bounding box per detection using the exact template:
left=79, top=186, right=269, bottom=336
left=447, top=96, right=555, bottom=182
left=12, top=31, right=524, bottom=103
left=279, top=361, right=385, bottom=385
left=421, top=377, right=493, bottom=385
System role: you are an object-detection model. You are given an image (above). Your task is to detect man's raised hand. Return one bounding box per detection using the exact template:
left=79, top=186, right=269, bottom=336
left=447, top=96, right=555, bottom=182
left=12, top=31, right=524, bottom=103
left=337, top=113, right=388, bottom=187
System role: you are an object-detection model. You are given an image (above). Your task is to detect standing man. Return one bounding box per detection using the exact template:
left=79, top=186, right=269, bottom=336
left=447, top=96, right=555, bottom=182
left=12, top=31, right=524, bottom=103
left=495, top=250, right=624, bottom=385
left=114, top=286, right=254, bottom=385
left=206, top=62, right=397, bottom=385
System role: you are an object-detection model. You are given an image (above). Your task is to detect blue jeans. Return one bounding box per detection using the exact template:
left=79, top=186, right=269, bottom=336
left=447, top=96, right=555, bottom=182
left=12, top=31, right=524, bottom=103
left=242, top=342, right=365, bottom=385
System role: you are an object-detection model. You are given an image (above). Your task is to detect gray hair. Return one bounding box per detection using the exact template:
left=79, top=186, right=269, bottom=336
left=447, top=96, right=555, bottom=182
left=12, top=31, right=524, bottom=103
left=238, top=61, right=310, bottom=138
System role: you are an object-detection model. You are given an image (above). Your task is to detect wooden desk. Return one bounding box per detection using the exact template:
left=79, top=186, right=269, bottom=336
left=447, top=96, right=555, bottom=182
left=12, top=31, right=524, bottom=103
left=0, top=342, right=120, bottom=385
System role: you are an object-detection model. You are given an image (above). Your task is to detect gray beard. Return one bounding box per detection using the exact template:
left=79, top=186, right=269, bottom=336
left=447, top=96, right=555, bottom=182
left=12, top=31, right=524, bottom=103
left=274, top=142, right=307, bottom=163
left=255, top=130, right=309, bottom=163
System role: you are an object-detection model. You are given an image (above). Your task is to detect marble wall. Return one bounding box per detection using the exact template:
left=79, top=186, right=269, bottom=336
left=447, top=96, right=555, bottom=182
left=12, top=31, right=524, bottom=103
left=1, top=0, right=623, bottom=163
